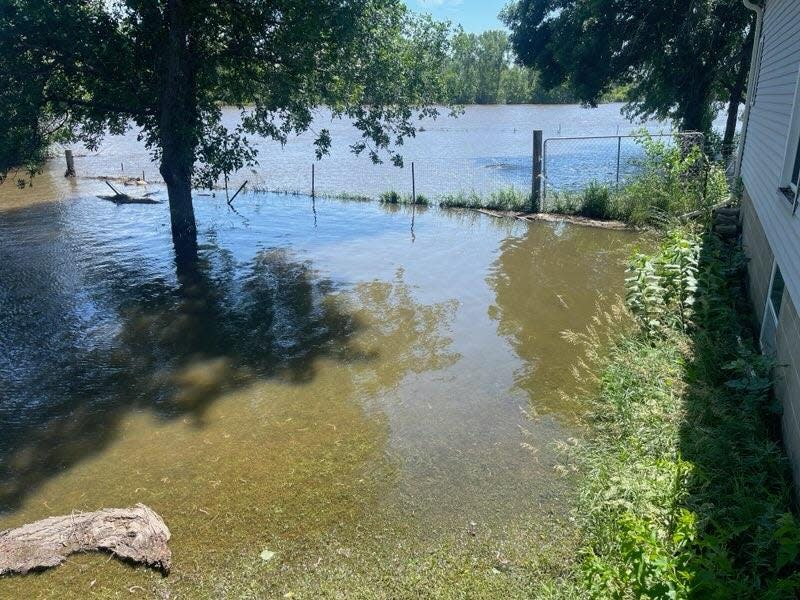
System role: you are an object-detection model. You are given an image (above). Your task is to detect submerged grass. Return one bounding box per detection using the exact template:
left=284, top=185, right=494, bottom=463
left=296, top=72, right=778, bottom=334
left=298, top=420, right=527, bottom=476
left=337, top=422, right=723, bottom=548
left=379, top=190, right=430, bottom=206
left=439, top=186, right=531, bottom=212
left=557, top=226, right=800, bottom=598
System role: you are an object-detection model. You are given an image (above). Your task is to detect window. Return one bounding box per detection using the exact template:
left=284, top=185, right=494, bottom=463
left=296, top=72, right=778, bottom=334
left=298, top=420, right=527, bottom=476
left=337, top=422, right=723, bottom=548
left=770, top=264, right=785, bottom=317
left=760, top=261, right=784, bottom=356
left=792, top=135, right=800, bottom=191
left=783, top=65, right=800, bottom=197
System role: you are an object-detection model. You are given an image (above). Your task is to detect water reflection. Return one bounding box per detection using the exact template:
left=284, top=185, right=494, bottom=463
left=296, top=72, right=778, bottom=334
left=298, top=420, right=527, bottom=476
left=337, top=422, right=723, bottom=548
left=0, top=235, right=370, bottom=511
left=487, top=222, right=639, bottom=415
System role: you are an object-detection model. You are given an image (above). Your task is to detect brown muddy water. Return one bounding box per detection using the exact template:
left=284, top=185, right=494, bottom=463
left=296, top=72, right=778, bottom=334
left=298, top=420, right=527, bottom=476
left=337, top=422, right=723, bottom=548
left=0, top=172, right=641, bottom=598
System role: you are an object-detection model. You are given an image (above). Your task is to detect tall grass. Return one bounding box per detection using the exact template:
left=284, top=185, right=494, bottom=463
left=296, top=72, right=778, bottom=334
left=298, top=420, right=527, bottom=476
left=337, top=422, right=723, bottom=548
left=439, top=186, right=530, bottom=212
left=558, top=227, right=800, bottom=598
left=379, top=190, right=430, bottom=206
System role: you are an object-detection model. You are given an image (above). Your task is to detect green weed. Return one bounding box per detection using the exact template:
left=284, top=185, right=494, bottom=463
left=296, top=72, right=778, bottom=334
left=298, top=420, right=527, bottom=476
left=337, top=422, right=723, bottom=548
left=562, top=226, right=800, bottom=598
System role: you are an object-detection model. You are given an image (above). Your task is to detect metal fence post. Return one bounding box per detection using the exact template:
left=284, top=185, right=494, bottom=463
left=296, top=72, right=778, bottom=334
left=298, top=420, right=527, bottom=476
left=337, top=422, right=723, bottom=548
left=411, top=161, right=416, bottom=233
left=411, top=161, right=416, bottom=204
left=615, top=136, right=622, bottom=187
left=532, top=130, right=543, bottom=213
left=311, top=163, right=315, bottom=198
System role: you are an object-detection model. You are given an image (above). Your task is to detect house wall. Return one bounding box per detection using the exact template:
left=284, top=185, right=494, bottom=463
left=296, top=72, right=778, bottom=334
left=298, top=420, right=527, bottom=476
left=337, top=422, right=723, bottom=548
left=740, top=0, right=800, bottom=310
left=740, top=0, right=800, bottom=497
left=742, top=193, right=800, bottom=494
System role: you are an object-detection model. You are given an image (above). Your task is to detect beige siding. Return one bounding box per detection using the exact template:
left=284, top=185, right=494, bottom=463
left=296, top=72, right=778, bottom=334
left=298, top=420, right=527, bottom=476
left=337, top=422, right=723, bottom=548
left=776, top=289, right=800, bottom=494
left=741, top=191, right=774, bottom=326
left=741, top=0, right=800, bottom=317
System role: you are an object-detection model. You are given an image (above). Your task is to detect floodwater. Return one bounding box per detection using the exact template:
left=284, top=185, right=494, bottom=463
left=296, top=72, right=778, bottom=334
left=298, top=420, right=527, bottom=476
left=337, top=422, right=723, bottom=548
left=0, top=109, right=644, bottom=598
left=49, top=103, right=731, bottom=200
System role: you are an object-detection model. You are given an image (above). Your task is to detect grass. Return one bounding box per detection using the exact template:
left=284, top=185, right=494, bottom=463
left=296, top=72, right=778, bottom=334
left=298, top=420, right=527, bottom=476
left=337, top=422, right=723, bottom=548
left=556, top=226, right=800, bottom=598
left=379, top=190, right=430, bottom=205
left=439, top=186, right=531, bottom=212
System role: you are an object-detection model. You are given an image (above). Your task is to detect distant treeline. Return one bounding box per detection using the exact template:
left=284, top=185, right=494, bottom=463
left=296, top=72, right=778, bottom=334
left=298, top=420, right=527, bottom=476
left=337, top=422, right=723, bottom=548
left=441, top=29, right=627, bottom=105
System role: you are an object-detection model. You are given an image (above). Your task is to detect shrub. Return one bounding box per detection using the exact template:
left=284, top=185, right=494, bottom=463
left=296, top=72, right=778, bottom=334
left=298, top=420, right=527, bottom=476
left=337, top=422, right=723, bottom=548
left=580, top=181, right=614, bottom=220
left=484, top=186, right=529, bottom=211
left=612, top=131, right=725, bottom=226
left=413, top=193, right=430, bottom=206
left=439, top=187, right=529, bottom=211
left=439, top=190, right=483, bottom=209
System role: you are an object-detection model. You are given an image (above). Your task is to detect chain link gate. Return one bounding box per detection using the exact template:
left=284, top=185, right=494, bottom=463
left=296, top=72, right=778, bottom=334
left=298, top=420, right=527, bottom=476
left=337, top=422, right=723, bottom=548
left=540, top=132, right=705, bottom=210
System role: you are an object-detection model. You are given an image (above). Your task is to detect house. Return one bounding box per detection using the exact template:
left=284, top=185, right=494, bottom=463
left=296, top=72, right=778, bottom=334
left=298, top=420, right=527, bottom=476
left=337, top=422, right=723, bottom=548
left=737, top=0, right=800, bottom=494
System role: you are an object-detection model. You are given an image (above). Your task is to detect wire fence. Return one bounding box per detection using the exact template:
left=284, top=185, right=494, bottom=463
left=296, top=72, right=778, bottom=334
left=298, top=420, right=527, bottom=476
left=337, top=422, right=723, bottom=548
left=249, top=156, right=535, bottom=203
left=541, top=132, right=706, bottom=209
left=69, top=130, right=711, bottom=213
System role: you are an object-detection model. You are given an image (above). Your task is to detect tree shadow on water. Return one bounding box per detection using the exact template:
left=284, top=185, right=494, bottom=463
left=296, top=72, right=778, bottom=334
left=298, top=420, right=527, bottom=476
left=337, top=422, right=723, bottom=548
left=0, top=240, right=372, bottom=514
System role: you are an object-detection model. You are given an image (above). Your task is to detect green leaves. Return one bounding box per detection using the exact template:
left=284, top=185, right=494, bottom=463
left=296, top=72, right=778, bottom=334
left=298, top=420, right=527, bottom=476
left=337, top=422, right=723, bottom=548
left=504, top=0, right=753, bottom=134
left=625, top=228, right=701, bottom=336
left=583, top=228, right=800, bottom=598
left=0, top=0, right=451, bottom=188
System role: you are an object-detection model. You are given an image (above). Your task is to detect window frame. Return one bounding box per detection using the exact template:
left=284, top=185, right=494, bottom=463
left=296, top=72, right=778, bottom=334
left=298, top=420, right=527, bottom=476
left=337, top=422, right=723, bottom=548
left=760, top=260, right=782, bottom=356
left=782, top=65, right=800, bottom=195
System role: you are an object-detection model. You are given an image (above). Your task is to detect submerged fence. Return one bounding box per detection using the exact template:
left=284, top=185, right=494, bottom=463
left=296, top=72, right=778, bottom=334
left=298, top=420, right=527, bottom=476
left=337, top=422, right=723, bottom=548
left=74, top=129, right=706, bottom=212
left=541, top=132, right=705, bottom=206
left=244, top=130, right=706, bottom=213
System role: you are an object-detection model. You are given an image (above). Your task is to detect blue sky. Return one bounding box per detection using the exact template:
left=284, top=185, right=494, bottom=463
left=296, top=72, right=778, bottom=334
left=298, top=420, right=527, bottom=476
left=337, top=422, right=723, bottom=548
left=405, top=0, right=509, bottom=33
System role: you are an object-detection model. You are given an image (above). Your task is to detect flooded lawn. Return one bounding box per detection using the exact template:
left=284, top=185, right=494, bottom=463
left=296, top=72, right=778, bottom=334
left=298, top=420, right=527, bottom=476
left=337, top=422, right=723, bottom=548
left=0, top=179, right=640, bottom=597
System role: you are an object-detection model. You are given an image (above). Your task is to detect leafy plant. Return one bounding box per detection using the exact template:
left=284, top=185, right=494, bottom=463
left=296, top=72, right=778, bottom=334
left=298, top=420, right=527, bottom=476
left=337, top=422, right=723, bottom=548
left=580, top=181, right=614, bottom=219
left=625, top=227, right=700, bottom=335
left=564, top=227, right=800, bottom=598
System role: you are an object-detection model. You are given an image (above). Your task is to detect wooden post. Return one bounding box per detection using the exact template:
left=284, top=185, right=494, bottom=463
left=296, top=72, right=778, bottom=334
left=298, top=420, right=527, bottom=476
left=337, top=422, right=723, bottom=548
left=532, top=130, right=543, bottom=213
left=64, top=150, right=76, bottom=177
left=312, top=163, right=315, bottom=198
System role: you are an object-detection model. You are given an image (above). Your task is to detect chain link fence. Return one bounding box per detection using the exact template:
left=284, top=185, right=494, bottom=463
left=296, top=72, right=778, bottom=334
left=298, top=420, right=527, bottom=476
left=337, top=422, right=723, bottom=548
left=541, top=132, right=705, bottom=210
left=71, top=130, right=709, bottom=213
left=249, top=156, right=535, bottom=204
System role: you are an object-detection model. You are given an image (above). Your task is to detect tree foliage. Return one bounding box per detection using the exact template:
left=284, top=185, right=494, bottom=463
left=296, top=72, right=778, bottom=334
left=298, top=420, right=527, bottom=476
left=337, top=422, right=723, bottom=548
left=0, top=0, right=449, bottom=258
left=503, top=0, right=754, bottom=137
left=441, top=28, right=623, bottom=105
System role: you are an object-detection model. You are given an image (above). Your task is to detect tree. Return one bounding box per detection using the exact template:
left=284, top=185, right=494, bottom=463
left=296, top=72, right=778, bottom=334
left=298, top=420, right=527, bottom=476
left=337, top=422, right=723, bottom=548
left=0, top=0, right=448, bottom=262
left=441, top=27, right=587, bottom=105
left=444, top=29, right=480, bottom=103
left=503, top=0, right=754, bottom=149
left=474, top=30, right=509, bottom=104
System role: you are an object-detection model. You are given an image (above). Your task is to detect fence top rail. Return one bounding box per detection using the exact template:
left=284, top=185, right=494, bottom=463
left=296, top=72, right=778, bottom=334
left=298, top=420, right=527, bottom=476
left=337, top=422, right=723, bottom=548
left=543, top=131, right=701, bottom=143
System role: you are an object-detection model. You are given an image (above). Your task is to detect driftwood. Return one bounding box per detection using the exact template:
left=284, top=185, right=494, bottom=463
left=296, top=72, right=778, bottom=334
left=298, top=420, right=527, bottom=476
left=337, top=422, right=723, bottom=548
left=0, top=504, right=171, bottom=576
left=98, top=194, right=161, bottom=205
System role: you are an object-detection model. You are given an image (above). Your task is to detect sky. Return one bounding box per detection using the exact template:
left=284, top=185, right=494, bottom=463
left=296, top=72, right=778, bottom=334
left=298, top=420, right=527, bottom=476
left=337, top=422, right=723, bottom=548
left=405, top=0, right=509, bottom=33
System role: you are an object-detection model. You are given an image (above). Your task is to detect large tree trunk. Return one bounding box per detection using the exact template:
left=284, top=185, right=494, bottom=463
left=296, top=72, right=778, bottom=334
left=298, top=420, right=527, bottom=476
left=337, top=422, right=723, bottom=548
left=160, top=0, right=198, bottom=265
left=722, top=23, right=755, bottom=163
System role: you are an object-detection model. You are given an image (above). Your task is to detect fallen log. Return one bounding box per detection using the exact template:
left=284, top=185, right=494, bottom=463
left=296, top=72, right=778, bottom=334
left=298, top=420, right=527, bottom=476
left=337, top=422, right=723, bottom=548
left=0, top=504, right=171, bottom=576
